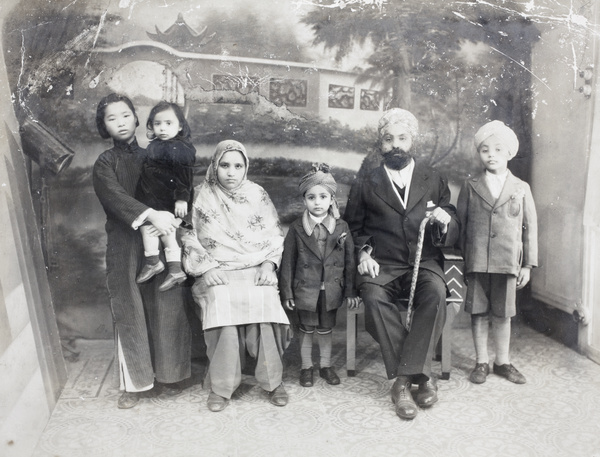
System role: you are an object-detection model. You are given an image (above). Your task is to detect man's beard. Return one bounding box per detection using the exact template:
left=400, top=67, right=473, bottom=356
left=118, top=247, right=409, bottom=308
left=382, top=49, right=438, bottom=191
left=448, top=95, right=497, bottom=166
left=382, top=148, right=413, bottom=170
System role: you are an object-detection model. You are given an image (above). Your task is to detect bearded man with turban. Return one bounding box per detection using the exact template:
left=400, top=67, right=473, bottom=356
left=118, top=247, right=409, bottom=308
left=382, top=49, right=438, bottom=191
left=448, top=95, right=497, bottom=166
left=344, top=108, right=459, bottom=420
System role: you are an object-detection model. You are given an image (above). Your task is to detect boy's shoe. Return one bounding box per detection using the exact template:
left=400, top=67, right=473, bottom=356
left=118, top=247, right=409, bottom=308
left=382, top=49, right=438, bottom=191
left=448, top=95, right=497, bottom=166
left=469, top=363, right=490, bottom=384
left=300, top=367, right=314, bottom=387
left=493, top=363, right=526, bottom=384
left=117, top=391, right=140, bottom=409
left=136, top=261, right=165, bottom=283
left=158, top=271, right=187, bottom=292
left=319, top=367, right=340, bottom=385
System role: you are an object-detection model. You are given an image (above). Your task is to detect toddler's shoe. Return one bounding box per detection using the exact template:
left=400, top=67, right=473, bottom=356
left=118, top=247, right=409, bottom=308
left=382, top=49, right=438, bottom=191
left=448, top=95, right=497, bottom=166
left=136, top=261, right=165, bottom=283
left=493, top=363, right=526, bottom=384
left=469, top=362, right=490, bottom=384
left=159, top=271, right=187, bottom=292
left=319, top=367, right=340, bottom=385
left=300, top=367, right=314, bottom=387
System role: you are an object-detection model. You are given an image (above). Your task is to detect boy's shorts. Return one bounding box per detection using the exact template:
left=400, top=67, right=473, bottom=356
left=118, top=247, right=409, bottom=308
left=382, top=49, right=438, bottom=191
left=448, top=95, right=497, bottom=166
left=465, top=272, right=517, bottom=318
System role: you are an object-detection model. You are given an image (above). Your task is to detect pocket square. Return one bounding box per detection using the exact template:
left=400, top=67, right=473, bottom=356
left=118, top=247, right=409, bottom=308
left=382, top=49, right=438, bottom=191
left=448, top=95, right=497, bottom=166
left=427, top=200, right=436, bottom=208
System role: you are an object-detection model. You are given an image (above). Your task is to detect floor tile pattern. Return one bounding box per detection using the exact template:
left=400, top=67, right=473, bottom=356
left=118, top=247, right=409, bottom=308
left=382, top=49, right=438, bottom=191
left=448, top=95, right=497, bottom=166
left=33, top=314, right=600, bottom=457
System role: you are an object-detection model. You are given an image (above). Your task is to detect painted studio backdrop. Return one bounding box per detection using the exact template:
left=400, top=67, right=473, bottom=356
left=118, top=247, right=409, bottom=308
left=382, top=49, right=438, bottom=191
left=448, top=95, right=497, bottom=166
left=2, top=0, right=555, bottom=341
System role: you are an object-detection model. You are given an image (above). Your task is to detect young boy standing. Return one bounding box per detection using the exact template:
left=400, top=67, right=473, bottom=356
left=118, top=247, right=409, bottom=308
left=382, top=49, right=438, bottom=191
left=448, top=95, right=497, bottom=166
left=279, top=164, right=360, bottom=387
left=457, top=120, right=538, bottom=385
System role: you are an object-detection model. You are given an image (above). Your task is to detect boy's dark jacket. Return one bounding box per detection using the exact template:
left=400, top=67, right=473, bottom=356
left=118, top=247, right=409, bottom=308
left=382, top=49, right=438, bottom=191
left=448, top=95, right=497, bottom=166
left=279, top=217, right=357, bottom=312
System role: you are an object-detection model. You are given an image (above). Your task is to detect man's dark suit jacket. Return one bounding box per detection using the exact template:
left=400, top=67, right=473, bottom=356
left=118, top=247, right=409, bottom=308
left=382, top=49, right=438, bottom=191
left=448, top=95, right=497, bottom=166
left=344, top=162, right=459, bottom=287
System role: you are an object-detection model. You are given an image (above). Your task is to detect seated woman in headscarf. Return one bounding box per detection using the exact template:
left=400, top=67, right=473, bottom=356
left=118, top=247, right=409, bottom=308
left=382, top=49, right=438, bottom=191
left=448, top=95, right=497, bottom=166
left=181, top=139, right=290, bottom=412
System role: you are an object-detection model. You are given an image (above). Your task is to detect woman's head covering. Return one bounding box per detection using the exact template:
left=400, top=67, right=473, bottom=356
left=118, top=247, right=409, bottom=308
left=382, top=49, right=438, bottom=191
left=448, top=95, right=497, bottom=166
left=474, top=120, right=519, bottom=158
left=298, top=163, right=340, bottom=219
left=207, top=139, right=249, bottom=189
left=378, top=108, right=419, bottom=140
left=183, top=139, right=284, bottom=275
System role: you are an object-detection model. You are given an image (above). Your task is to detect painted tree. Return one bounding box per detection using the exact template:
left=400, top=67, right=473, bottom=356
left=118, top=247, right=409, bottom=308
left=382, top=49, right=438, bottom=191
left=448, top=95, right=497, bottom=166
left=303, top=0, right=539, bottom=175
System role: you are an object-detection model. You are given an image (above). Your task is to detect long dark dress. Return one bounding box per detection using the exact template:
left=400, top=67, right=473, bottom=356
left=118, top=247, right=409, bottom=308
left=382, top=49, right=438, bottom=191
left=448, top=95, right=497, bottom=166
left=93, top=139, right=191, bottom=389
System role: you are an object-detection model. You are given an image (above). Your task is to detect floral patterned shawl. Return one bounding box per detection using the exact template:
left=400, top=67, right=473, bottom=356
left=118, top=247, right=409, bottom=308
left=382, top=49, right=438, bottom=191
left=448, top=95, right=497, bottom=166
left=181, top=140, right=284, bottom=276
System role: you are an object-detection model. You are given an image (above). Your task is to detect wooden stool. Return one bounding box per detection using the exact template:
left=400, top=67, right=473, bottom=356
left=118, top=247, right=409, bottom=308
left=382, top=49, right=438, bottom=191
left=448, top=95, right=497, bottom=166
left=346, top=250, right=464, bottom=380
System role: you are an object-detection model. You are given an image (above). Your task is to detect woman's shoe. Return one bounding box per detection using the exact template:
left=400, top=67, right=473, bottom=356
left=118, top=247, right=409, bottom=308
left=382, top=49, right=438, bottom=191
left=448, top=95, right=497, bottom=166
left=207, top=391, right=228, bottom=412
left=268, top=384, right=288, bottom=406
left=117, top=391, right=140, bottom=409
left=157, top=382, right=183, bottom=396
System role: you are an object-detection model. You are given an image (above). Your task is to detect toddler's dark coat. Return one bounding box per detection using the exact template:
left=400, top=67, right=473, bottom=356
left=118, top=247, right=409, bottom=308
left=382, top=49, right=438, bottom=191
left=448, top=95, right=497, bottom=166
left=279, top=217, right=357, bottom=312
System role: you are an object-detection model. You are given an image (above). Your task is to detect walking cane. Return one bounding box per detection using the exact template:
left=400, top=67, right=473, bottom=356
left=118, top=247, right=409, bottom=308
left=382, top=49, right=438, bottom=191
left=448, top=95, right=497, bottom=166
left=404, top=214, right=434, bottom=332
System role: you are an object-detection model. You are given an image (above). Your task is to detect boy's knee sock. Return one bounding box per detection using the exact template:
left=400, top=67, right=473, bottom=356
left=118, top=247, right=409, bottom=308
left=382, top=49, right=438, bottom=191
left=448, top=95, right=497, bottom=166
left=471, top=314, right=490, bottom=364
left=299, top=329, right=314, bottom=369
left=492, top=316, right=511, bottom=365
left=317, top=328, right=333, bottom=368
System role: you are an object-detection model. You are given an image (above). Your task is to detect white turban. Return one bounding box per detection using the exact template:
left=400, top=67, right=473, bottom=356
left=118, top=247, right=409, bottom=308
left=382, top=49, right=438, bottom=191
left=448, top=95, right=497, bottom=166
left=474, top=120, right=519, bottom=158
left=378, top=108, right=419, bottom=140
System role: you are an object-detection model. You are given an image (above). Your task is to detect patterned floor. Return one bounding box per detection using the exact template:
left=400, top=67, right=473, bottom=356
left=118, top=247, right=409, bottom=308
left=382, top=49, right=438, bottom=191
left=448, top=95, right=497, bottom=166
left=33, top=312, right=600, bottom=457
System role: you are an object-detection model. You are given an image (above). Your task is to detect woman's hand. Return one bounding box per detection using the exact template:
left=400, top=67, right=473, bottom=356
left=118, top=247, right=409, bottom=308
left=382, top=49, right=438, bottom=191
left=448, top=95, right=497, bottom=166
left=174, top=200, right=188, bottom=219
left=255, top=261, right=278, bottom=286
left=146, top=209, right=181, bottom=236
left=203, top=268, right=229, bottom=287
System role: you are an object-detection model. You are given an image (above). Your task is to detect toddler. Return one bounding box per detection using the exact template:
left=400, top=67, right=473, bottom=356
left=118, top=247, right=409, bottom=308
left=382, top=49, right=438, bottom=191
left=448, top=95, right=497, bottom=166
left=136, top=101, right=196, bottom=291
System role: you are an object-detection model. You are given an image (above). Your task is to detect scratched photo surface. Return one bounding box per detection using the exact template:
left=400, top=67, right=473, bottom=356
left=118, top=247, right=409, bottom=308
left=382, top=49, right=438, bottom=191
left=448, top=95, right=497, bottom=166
left=1, top=0, right=594, bottom=339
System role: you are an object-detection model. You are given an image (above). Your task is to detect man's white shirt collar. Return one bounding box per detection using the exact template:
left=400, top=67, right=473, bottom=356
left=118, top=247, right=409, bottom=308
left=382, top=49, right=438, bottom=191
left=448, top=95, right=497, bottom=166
left=384, top=159, right=415, bottom=209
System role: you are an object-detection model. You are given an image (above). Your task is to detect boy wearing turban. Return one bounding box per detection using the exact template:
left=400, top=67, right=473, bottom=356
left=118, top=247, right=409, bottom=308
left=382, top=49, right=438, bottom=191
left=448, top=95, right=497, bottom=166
left=279, top=164, right=360, bottom=388
left=457, top=120, right=538, bottom=385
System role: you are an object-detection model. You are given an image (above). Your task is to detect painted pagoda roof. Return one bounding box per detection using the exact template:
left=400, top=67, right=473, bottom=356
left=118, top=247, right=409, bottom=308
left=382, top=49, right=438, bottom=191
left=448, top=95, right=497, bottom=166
left=146, top=13, right=215, bottom=52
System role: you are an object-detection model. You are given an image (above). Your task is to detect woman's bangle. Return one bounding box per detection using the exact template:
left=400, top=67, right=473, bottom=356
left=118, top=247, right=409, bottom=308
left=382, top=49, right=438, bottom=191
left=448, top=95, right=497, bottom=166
left=262, top=260, right=277, bottom=271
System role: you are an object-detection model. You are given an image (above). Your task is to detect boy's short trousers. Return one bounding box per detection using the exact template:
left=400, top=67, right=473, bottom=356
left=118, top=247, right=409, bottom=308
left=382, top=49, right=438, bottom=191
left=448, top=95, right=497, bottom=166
left=465, top=272, right=517, bottom=318
left=297, top=290, right=337, bottom=329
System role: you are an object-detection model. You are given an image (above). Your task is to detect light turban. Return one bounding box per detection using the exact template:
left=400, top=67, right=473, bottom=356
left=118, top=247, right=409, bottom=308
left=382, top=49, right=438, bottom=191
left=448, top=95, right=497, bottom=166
left=298, top=163, right=340, bottom=218
left=378, top=108, right=419, bottom=140
left=474, top=120, right=519, bottom=158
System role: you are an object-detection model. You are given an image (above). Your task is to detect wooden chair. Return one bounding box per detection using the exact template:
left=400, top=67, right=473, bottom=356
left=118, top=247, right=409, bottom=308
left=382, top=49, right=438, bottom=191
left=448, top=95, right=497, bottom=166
left=346, top=250, right=464, bottom=380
